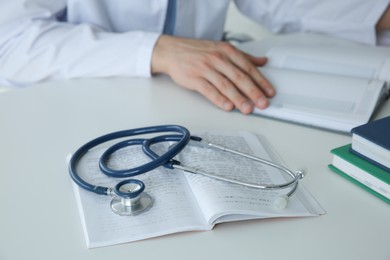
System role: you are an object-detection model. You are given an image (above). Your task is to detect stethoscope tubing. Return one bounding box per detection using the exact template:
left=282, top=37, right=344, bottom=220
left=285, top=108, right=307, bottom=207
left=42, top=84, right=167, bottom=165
left=68, top=125, right=190, bottom=195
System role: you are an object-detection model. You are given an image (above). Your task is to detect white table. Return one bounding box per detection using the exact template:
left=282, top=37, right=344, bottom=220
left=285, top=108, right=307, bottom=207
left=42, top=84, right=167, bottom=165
left=1, top=76, right=389, bottom=260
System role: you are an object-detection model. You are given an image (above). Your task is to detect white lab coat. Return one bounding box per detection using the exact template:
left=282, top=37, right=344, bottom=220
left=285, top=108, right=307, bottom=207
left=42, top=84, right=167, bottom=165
left=0, top=0, right=388, bottom=86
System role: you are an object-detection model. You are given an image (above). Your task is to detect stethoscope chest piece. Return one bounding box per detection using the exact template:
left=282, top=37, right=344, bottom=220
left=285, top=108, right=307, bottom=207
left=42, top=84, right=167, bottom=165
left=110, top=179, right=153, bottom=216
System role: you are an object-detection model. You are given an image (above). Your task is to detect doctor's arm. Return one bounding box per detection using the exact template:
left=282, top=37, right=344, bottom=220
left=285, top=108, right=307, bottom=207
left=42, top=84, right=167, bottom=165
left=0, top=2, right=274, bottom=114
left=0, top=5, right=159, bottom=86
left=377, top=4, right=390, bottom=31
left=236, top=0, right=390, bottom=46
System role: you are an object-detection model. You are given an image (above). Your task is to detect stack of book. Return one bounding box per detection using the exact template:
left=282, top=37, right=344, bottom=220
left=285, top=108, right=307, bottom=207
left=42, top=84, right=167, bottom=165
left=328, top=116, right=390, bottom=204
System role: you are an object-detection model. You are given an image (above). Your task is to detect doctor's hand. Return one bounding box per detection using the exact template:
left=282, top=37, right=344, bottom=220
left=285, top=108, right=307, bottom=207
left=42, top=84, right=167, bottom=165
left=151, top=35, right=275, bottom=114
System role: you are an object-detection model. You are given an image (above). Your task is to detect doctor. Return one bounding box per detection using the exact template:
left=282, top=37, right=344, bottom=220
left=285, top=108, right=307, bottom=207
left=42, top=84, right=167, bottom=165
left=0, top=0, right=389, bottom=114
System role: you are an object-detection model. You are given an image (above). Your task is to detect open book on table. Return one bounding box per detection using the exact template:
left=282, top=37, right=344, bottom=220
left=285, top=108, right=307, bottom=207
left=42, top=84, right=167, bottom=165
left=238, top=33, right=390, bottom=133
left=72, top=130, right=325, bottom=248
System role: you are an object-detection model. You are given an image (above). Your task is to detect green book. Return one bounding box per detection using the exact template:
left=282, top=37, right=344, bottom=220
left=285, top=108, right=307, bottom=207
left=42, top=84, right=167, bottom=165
left=329, top=144, right=390, bottom=205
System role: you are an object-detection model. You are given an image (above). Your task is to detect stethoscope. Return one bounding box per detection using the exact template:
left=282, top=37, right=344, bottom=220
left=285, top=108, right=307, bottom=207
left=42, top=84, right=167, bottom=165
left=68, top=125, right=304, bottom=216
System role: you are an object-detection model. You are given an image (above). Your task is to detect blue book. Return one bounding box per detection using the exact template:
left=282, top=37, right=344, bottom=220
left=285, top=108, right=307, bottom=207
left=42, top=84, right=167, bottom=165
left=350, top=116, right=390, bottom=172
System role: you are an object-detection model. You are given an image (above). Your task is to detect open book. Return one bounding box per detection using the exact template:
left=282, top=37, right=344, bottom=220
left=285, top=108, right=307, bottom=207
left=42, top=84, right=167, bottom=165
left=238, top=33, right=390, bottom=133
left=71, top=131, right=325, bottom=248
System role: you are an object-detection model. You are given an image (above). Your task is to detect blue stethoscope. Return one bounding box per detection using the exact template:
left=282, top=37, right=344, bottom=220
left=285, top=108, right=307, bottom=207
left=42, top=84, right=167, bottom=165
left=68, top=125, right=304, bottom=216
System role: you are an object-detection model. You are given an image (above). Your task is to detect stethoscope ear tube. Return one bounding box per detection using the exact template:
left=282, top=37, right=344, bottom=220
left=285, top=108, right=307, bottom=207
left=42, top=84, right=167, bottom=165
left=68, top=125, right=191, bottom=195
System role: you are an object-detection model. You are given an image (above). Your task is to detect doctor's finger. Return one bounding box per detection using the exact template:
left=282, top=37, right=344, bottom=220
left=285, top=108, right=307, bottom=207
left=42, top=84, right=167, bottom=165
left=230, top=51, right=275, bottom=98
left=211, top=56, right=269, bottom=110
left=242, top=54, right=275, bottom=95
left=191, top=78, right=235, bottom=112
left=204, top=70, right=254, bottom=114
left=219, top=44, right=275, bottom=101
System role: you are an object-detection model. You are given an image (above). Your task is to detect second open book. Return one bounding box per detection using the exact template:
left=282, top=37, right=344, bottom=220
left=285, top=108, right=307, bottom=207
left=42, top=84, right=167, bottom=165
left=238, top=33, right=390, bottom=133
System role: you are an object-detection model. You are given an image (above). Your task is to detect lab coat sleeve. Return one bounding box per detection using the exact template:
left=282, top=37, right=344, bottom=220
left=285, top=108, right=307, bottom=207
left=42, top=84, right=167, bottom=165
left=0, top=1, right=160, bottom=86
left=234, top=0, right=390, bottom=45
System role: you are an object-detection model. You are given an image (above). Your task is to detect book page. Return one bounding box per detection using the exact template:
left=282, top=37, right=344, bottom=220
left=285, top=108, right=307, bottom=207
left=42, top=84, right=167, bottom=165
left=72, top=145, right=209, bottom=248
left=238, top=33, right=390, bottom=87
left=253, top=67, right=386, bottom=133
left=177, top=131, right=325, bottom=224
left=266, top=44, right=390, bottom=87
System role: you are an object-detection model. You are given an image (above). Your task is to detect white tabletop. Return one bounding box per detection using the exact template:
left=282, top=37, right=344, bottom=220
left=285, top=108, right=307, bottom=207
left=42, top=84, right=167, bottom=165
left=1, top=76, right=389, bottom=260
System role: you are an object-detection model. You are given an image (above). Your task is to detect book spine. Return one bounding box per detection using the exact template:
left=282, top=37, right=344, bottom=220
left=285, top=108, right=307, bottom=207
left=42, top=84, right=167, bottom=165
left=349, top=148, right=390, bottom=172
left=328, top=164, right=390, bottom=205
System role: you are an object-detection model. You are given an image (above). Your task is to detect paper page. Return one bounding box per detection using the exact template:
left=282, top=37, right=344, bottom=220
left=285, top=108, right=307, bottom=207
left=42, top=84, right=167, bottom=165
left=266, top=44, right=390, bottom=86
left=177, top=131, right=325, bottom=224
left=71, top=146, right=209, bottom=248
left=238, top=33, right=390, bottom=87
left=253, top=67, right=386, bottom=133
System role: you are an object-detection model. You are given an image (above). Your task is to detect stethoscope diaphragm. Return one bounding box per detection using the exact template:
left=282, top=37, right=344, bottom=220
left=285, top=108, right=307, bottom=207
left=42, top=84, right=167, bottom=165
left=110, top=179, right=153, bottom=216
